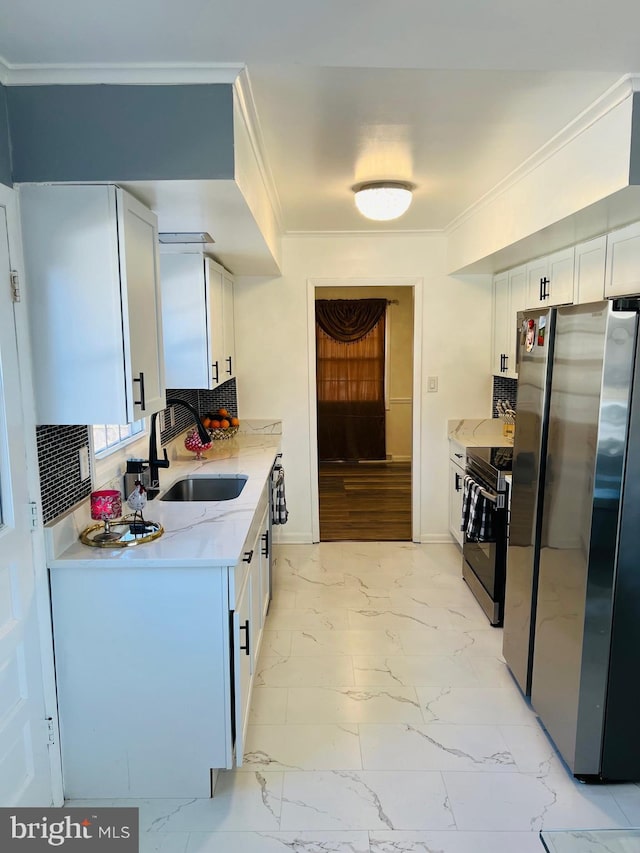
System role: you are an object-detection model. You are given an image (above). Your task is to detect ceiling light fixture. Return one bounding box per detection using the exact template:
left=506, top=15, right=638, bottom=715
left=352, top=181, right=415, bottom=221
left=158, top=232, right=215, bottom=244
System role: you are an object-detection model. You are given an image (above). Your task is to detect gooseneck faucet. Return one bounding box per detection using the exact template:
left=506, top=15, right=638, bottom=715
left=147, top=397, right=211, bottom=495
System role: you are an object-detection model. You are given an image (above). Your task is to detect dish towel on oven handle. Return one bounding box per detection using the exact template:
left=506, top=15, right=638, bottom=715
left=271, top=465, right=289, bottom=525
left=461, top=475, right=493, bottom=541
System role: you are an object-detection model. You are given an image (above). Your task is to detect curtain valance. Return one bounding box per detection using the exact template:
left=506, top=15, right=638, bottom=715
left=315, top=298, right=387, bottom=343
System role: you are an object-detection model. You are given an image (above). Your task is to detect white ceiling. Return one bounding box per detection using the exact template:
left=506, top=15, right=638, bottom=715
left=0, top=0, right=638, bottom=239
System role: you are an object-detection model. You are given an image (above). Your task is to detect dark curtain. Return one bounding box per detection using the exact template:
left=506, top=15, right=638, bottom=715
left=316, top=299, right=386, bottom=461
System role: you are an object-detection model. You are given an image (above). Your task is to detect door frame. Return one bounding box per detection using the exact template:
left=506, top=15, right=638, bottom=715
left=307, top=276, right=423, bottom=543
left=0, top=183, right=64, bottom=804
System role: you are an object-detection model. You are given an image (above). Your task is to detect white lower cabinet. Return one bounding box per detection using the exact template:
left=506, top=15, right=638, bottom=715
left=50, top=481, right=273, bottom=797
left=448, top=440, right=466, bottom=547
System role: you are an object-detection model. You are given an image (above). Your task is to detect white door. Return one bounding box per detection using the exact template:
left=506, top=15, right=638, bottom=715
left=0, top=194, right=56, bottom=806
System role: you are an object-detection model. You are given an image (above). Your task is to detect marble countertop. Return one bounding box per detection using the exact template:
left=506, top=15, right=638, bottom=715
left=46, top=424, right=282, bottom=570
left=448, top=418, right=514, bottom=448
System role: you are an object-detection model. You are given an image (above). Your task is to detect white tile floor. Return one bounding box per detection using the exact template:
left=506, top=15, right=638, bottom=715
left=68, top=542, right=640, bottom=852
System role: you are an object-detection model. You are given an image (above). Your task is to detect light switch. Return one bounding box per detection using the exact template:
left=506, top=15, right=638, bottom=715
left=427, top=376, right=439, bottom=393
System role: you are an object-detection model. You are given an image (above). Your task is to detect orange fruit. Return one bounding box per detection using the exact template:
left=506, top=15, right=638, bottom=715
left=217, top=408, right=229, bottom=417
left=211, top=419, right=221, bottom=429
left=220, top=418, right=230, bottom=429
left=201, top=416, right=211, bottom=429
left=230, top=417, right=240, bottom=427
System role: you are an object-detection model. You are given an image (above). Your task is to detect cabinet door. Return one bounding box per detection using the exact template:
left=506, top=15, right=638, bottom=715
left=247, top=543, right=262, bottom=671
left=259, top=507, right=271, bottom=625
left=605, top=222, right=640, bottom=298
left=222, top=271, right=236, bottom=383
left=526, top=257, right=548, bottom=309
left=233, top=567, right=252, bottom=767
left=205, top=259, right=225, bottom=388
left=117, top=189, right=166, bottom=420
left=449, top=459, right=465, bottom=547
left=575, top=236, right=606, bottom=304
left=160, top=254, right=209, bottom=389
left=505, top=265, right=527, bottom=378
left=547, top=247, right=575, bottom=306
left=491, top=272, right=509, bottom=375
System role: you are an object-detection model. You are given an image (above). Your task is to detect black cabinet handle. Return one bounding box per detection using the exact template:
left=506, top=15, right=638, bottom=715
left=226, top=356, right=233, bottom=376
left=243, top=549, right=254, bottom=563
left=239, top=619, right=250, bottom=654
left=212, top=361, right=219, bottom=383
left=541, top=277, right=550, bottom=300
left=133, top=372, right=146, bottom=410
left=454, top=452, right=463, bottom=459
left=261, top=531, right=269, bottom=558
left=503, top=354, right=508, bottom=371
left=455, top=472, right=461, bottom=491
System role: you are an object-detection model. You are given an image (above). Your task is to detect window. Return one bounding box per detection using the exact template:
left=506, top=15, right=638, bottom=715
left=92, top=421, right=145, bottom=458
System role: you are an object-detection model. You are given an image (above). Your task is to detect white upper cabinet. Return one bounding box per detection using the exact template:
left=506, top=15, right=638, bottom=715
left=575, top=236, right=606, bottom=304
left=20, top=184, right=165, bottom=424
left=605, top=221, right=640, bottom=298
left=161, top=254, right=235, bottom=390
left=492, top=264, right=526, bottom=378
left=526, top=247, right=575, bottom=309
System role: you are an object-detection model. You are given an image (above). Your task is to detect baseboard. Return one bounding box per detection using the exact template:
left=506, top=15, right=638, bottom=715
left=272, top=530, right=315, bottom=544
left=420, top=533, right=458, bottom=544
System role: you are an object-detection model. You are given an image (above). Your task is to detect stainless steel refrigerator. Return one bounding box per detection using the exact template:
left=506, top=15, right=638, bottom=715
left=508, top=299, right=640, bottom=780
left=502, top=306, right=555, bottom=696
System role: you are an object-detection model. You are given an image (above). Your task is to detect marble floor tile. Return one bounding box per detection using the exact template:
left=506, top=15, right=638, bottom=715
left=267, top=607, right=350, bottom=631
left=352, top=655, right=480, bottom=688
left=255, top=656, right=355, bottom=687
left=369, top=830, right=544, bottom=852
left=289, top=629, right=404, bottom=657
left=467, top=656, right=516, bottom=687
left=295, top=589, right=392, bottom=610
left=185, top=830, right=371, bottom=853
left=285, top=685, right=424, bottom=724
left=442, top=770, right=630, bottom=832
left=242, top=723, right=362, bottom=770
left=140, top=833, right=190, bottom=853
left=390, top=586, right=480, bottom=610
left=258, top=630, right=293, bottom=657
left=359, top=723, right=517, bottom=772
left=609, top=783, right=640, bottom=824
left=279, top=770, right=455, bottom=831
left=498, top=723, right=562, bottom=774
left=416, top=685, right=537, bottom=726
left=248, top=687, right=289, bottom=724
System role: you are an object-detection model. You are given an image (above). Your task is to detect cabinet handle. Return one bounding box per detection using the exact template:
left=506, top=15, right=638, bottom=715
left=541, top=277, right=550, bottom=300
left=133, top=372, right=146, bottom=411
left=226, top=356, right=233, bottom=376
left=243, top=549, right=254, bottom=563
left=212, top=361, right=219, bottom=383
left=455, top=472, right=461, bottom=491
left=454, top=452, right=463, bottom=459
left=239, top=619, right=250, bottom=655
left=261, top=531, right=269, bottom=558
left=503, top=354, right=508, bottom=371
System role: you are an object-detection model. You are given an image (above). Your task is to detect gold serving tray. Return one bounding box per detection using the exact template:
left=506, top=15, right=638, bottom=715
left=80, top=515, right=164, bottom=548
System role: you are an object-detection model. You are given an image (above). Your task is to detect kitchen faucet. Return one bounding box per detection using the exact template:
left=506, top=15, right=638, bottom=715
left=146, top=397, right=211, bottom=496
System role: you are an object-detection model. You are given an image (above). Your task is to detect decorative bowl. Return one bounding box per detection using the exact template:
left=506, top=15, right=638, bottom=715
left=208, top=425, right=239, bottom=441
left=184, top=429, right=213, bottom=459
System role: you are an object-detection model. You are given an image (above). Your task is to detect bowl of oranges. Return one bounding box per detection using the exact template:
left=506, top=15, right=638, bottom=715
left=201, top=408, right=240, bottom=441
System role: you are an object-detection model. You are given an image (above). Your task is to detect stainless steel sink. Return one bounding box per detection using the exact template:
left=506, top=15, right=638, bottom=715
left=160, top=476, right=248, bottom=502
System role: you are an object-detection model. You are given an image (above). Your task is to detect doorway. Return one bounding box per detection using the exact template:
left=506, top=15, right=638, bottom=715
left=313, top=284, right=415, bottom=541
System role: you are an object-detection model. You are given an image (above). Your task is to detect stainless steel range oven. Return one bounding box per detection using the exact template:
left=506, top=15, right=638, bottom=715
left=462, top=446, right=512, bottom=626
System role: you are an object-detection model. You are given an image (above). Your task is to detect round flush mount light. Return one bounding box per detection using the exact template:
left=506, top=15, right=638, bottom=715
left=352, top=180, right=415, bottom=221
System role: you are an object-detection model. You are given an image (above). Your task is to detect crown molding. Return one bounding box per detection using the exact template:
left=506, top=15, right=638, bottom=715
left=446, top=72, right=640, bottom=234
left=286, top=228, right=443, bottom=238
left=232, top=68, right=284, bottom=231
left=0, top=59, right=244, bottom=86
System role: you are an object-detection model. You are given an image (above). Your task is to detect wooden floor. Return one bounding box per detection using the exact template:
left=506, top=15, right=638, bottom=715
left=318, top=461, right=412, bottom=541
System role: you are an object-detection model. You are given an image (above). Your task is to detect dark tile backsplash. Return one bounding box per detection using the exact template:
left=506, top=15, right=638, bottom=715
left=492, top=375, right=517, bottom=417
left=37, top=425, right=91, bottom=524
left=37, top=379, right=239, bottom=524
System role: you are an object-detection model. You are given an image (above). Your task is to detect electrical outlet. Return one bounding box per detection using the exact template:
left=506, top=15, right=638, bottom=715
left=78, top=446, right=90, bottom=481
left=158, top=410, right=166, bottom=433
left=427, top=376, right=439, bottom=393
left=170, top=406, right=175, bottom=428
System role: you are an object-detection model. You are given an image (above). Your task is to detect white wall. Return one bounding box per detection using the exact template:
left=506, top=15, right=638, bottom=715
left=234, top=232, right=492, bottom=543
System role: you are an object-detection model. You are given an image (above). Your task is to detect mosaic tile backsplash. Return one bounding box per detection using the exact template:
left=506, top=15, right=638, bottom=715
left=37, top=379, right=239, bottom=523
left=37, top=425, right=92, bottom=524
left=492, top=375, right=518, bottom=417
